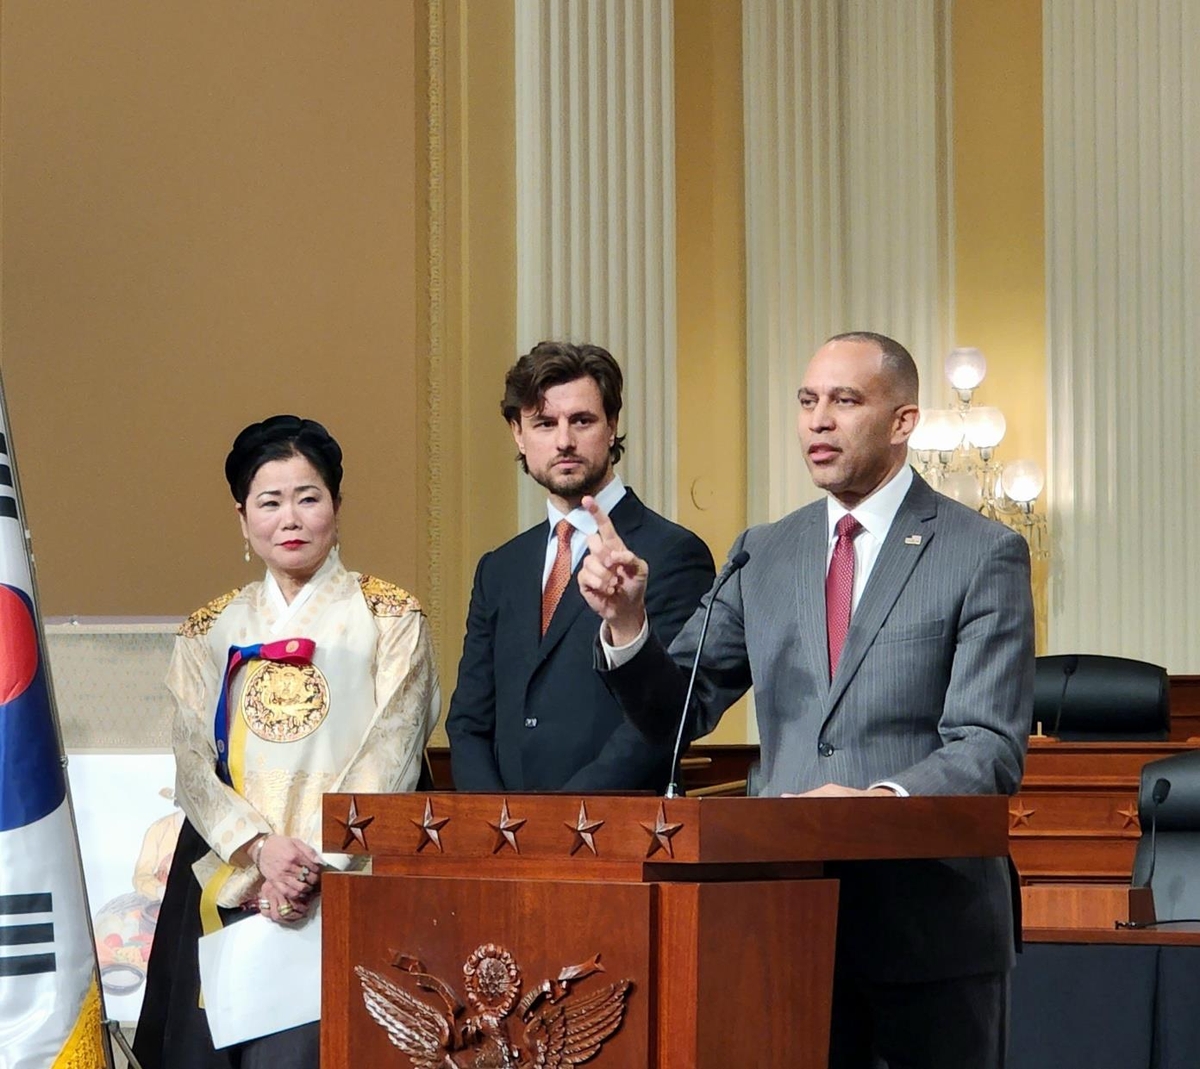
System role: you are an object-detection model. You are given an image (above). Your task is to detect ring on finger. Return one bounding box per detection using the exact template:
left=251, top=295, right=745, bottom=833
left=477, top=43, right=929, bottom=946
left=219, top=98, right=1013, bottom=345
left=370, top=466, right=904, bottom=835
left=278, top=902, right=294, bottom=917
left=299, top=865, right=310, bottom=879
left=257, top=897, right=270, bottom=911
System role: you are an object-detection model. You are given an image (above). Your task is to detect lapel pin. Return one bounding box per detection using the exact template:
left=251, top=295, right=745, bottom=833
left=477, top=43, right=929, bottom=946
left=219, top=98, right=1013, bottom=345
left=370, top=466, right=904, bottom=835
left=904, top=535, right=922, bottom=545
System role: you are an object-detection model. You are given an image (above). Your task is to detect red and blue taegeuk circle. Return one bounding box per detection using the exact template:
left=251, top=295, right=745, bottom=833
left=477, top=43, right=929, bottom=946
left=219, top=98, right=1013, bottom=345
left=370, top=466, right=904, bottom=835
left=0, top=583, right=38, bottom=703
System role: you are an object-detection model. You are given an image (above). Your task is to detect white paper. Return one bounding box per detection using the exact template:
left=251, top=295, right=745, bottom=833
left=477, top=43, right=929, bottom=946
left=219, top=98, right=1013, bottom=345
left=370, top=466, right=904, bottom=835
left=197, top=903, right=322, bottom=1049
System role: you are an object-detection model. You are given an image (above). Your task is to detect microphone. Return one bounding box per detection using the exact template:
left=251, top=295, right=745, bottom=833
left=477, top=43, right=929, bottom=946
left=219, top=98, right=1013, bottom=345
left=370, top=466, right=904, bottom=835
left=1049, top=654, right=1079, bottom=738
left=1142, top=776, right=1172, bottom=890
left=1117, top=778, right=1175, bottom=929
left=663, top=550, right=750, bottom=799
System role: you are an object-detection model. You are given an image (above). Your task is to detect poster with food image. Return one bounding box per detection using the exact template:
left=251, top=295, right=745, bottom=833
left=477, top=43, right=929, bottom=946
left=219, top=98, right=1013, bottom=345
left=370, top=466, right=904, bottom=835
left=67, top=753, right=180, bottom=1023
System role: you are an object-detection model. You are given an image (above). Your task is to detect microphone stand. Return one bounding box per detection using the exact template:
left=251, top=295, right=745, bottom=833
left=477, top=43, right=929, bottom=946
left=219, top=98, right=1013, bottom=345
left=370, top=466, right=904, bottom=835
left=1117, top=777, right=1173, bottom=929
left=663, top=551, right=750, bottom=799
left=1049, top=655, right=1079, bottom=738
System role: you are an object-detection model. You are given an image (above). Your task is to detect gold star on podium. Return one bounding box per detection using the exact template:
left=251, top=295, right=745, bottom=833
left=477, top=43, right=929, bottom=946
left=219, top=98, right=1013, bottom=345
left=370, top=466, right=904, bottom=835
left=564, top=801, right=605, bottom=856
left=337, top=795, right=375, bottom=850
left=1008, top=803, right=1035, bottom=829
left=1117, top=804, right=1141, bottom=830
left=488, top=799, right=527, bottom=854
left=641, top=803, right=684, bottom=858
left=410, top=797, right=450, bottom=852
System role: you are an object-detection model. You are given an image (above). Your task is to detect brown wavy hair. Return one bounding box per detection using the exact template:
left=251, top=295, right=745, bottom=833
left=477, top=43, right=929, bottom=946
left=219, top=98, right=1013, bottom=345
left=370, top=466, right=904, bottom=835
left=501, top=341, right=626, bottom=472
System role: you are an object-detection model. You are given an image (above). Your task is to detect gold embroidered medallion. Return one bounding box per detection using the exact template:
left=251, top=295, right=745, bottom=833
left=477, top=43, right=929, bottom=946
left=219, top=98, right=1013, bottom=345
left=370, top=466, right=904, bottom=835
left=240, top=660, right=330, bottom=742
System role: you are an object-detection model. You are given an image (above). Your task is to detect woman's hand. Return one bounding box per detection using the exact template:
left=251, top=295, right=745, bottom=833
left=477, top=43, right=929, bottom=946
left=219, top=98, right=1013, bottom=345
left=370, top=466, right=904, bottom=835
left=252, top=834, right=323, bottom=900
left=255, top=880, right=311, bottom=925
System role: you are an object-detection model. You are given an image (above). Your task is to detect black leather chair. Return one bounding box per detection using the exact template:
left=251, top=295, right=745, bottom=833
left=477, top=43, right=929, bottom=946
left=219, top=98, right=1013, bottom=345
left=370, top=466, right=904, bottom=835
left=1131, top=748, right=1200, bottom=921
left=1031, top=654, right=1169, bottom=741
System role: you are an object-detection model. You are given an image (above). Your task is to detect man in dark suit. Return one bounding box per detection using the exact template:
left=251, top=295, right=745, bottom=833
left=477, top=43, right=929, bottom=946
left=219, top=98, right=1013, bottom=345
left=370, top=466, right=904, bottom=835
left=578, top=332, right=1034, bottom=1068
left=446, top=340, right=714, bottom=793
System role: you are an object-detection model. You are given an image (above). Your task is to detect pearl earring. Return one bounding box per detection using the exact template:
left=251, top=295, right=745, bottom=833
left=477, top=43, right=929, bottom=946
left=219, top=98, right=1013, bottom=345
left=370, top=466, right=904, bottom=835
left=243, top=539, right=251, bottom=564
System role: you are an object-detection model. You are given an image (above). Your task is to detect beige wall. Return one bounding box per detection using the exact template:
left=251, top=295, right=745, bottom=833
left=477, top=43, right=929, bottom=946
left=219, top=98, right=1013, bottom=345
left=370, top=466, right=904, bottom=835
left=422, top=0, right=517, bottom=740
left=1, top=1, right=1052, bottom=731
left=951, top=0, right=1048, bottom=647
left=1, top=1, right=424, bottom=617
left=951, top=0, right=1045, bottom=470
left=674, top=0, right=748, bottom=743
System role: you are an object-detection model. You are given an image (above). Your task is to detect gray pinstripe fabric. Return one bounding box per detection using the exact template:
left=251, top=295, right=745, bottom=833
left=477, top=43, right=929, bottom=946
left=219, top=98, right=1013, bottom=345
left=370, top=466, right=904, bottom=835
left=604, top=471, right=1035, bottom=982
left=680, top=472, right=1032, bottom=799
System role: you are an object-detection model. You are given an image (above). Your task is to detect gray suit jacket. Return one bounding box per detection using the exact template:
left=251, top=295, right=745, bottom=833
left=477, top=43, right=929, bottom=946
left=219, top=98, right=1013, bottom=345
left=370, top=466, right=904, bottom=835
left=603, top=472, right=1034, bottom=981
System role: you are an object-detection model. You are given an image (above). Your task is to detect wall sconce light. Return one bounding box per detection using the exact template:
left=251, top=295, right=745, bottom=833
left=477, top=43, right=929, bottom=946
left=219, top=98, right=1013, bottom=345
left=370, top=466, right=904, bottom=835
left=910, top=348, right=1048, bottom=559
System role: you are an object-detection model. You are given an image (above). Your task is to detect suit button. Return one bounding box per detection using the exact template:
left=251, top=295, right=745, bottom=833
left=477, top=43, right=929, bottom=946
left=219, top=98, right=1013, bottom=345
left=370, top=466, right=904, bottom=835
left=817, top=742, right=835, bottom=757
left=524, top=717, right=538, bottom=729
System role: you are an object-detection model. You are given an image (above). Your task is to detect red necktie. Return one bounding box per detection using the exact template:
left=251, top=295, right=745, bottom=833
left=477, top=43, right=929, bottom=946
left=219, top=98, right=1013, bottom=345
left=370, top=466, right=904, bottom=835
left=826, top=514, right=862, bottom=678
left=541, top=519, right=574, bottom=635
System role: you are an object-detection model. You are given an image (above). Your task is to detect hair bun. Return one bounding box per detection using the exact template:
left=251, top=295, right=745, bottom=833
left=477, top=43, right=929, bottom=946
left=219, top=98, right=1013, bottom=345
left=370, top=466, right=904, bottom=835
left=225, top=415, right=343, bottom=503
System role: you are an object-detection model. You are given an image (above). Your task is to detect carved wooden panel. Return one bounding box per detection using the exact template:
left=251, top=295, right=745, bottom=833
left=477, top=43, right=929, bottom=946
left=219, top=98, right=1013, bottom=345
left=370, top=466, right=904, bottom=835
left=322, top=875, right=651, bottom=1068
left=1011, top=741, right=1197, bottom=886
left=1169, top=675, right=1200, bottom=740
left=655, top=880, right=838, bottom=1069
left=1021, top=884, right=1154, bottom=929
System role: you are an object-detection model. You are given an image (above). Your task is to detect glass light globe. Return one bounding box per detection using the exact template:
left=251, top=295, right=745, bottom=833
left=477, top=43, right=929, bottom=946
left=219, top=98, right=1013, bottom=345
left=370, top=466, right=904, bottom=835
left=1000, top=459, right=1045, bottom=504
left=962, top=406, right=1006, bottom=449
left=939, top=471, right=983, bottom=510
left=945, top=347, right=988, bottom=391
left=922, top=409, right=965, bottom=452
left=908, top=410, right=937, bottom=452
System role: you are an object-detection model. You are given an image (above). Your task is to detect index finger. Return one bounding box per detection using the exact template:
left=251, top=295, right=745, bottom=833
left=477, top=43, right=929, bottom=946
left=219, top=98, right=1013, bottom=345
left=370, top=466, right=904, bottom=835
left=582, top=496, right=624, bottom=549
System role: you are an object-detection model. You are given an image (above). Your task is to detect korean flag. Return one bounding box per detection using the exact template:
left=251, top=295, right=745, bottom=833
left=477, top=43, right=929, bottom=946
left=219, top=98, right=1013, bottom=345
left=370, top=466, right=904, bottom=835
left=0, top=392, right=106, bottom=1067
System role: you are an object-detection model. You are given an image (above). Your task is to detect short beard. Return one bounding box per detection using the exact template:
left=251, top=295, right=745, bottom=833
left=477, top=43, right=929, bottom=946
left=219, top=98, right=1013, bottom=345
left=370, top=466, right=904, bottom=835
left=530, top=458, right=611, bottom=504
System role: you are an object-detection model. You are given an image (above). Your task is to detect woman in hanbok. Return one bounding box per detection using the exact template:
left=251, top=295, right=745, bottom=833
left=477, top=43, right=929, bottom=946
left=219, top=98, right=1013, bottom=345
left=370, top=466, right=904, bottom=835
left=133, top=415, right=440, bottom=1069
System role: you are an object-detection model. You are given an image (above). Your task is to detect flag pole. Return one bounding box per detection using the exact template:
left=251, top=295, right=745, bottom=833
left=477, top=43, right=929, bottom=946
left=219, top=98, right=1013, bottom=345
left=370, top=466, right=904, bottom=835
left=0, top=369, right=123, bottom=1069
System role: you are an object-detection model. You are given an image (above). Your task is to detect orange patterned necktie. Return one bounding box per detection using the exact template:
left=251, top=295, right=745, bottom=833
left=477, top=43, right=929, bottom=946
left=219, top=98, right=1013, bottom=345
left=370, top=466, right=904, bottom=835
left=541, top=519, right=575, bottom=635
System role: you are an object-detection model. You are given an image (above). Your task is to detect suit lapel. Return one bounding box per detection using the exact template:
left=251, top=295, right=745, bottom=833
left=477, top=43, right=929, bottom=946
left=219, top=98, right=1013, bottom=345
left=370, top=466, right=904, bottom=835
left=794, top=505, right=833, bottom=698
left=825, top=475, right=938, bottom=713
left=512, top=524, right=549, bottom=679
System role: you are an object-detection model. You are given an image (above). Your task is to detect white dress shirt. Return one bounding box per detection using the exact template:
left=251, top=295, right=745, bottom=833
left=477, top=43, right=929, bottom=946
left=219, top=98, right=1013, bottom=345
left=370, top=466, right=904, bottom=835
left=824, top=464, right=913, bottom=610
left=541, top=475, right=627, bottom=589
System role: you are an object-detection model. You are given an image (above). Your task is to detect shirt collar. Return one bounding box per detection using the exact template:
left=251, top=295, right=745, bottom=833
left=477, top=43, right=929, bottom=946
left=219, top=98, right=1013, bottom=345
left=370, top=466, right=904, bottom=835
left=825, top=464, right=913, bottom=544
left=263, top=543, right=343, bottom=624
left=546, top=474, right=627, bottom=536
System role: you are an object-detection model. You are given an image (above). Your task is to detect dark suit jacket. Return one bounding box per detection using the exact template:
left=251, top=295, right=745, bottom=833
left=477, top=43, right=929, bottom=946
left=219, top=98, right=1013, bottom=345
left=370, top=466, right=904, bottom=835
left=447, top=488, right=714, bottom=792
left=602, top=473, right=1034, bottom=981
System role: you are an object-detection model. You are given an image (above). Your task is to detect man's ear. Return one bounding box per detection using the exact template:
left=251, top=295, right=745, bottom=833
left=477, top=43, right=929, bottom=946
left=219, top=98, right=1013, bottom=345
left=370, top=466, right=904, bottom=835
left=510, top=419, right=525, bottom=454
left=892, top=403, right=920, bottom=445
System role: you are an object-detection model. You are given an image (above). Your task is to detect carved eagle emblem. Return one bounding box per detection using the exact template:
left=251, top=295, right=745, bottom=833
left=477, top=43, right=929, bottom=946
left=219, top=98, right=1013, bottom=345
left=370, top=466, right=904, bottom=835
left=355, top=944, right=633, bottom=1068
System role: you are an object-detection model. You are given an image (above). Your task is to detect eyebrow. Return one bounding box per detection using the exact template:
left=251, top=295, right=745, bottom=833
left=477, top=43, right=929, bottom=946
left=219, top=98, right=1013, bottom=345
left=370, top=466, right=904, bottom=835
left=797, top=386, right=865, bottom=400
left=254, top=484, right=322, bottom=500
left=528, top=409, right=598, bottom=421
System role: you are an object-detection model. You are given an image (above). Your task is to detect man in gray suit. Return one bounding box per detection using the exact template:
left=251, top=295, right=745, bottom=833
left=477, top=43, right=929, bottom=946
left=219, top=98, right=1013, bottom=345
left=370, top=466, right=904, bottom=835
left=578, top=331, right=1034, bottom=1068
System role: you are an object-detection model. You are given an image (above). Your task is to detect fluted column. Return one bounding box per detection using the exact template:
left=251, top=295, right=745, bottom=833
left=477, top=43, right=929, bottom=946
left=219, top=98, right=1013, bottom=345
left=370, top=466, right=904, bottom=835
left=1045, top=0, right=1200, bottom=667
left=743, top=0, right=950, bottom=522
left=515, top=0, right=676, bottom=526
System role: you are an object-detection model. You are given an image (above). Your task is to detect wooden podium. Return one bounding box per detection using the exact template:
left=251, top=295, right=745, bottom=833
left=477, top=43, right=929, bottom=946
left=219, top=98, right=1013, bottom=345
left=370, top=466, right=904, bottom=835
left=320, top=793, right=1008, bottom=1068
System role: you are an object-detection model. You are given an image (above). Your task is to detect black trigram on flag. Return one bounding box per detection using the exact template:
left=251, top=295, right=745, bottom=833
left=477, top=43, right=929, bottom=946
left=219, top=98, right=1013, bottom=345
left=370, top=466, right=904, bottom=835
left=0, top=892, right=56, bottom=977
left=0, top=432, right=15, bottom=520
